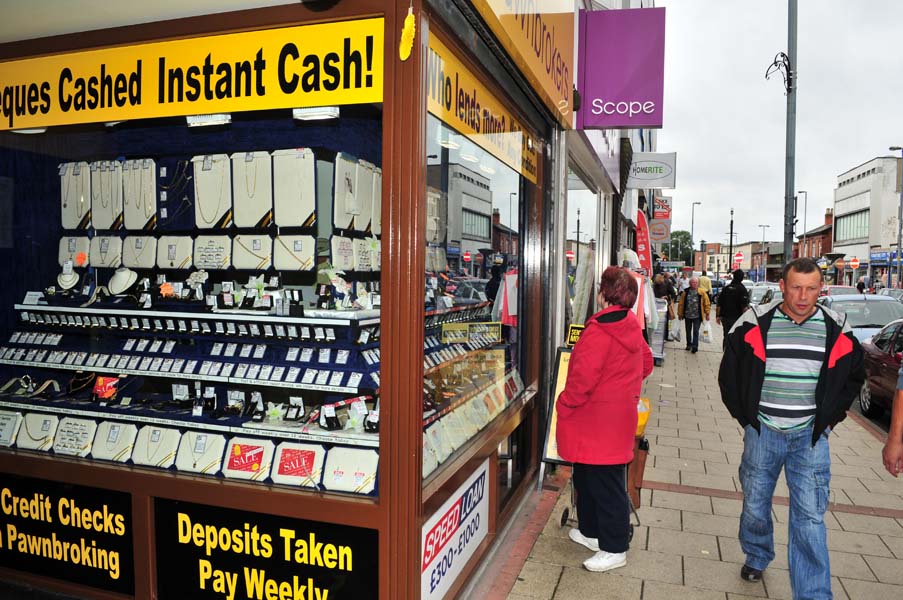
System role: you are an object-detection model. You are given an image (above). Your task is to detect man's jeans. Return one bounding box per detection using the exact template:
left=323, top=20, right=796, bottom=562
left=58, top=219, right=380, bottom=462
left=685, top=318, right=701, bottom=350
left=739, top=423, right=832, bottom=600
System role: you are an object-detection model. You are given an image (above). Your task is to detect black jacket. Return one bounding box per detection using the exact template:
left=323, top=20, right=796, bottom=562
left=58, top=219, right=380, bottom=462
left=716, top=282, right=749, bottom=320
left=718, top=301, right=865, bottom=446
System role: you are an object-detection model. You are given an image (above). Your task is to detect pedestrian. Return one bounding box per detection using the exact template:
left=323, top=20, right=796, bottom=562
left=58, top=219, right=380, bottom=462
left=716, top=269, right=750, bottom=350
left=677, top=271, right=690, bottom=293
left=556, top=266, right=654, bottom=573
left=856, top=280, right=865, bottom=294
left=486, top=265, right=502, bottom=302
left=718, top=257, right=865, bottom=598
left=882, top=373, right=903, bottom=477
left=677, top=277, right=710, bottom=353
left=698, top=271, right=713, bottom=301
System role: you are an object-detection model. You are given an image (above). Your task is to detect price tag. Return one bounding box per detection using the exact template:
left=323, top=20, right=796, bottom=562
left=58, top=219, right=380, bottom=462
left=328, top=371, right=344, bottom=387
left=240, top=344, right=253, bottom=358
left=300, top=347, right=314, bottom=362
left=286, top=348, right=300, bottom=361
left=347, top=372, right=363, bottom=388
left=148, top=340, right=163, bottom=353
left=127, top=356, right=142, bottom=370
left=323, top=404, right=336, bottom=418
left=219, top=363, right=235, bottom=378
left=163, top=340, right=177, bottom=353
left=246, top=364, right=262, bottom=380
left=234, top=363, right=250, bottom=379
left=314, top=370, right=330, bottom=386
left=224, top=343, right=238, bottom=357
left=318, top=348, right=332, bottom=363
left=210, top=343, right=224, bottom=357
left=253, top=344, right=267, bottom=359
left=249, top=324, right=261, bottom=337
left=336, top=350, right=350, bottom=365
left=259, top=365, right=274, bottom=381
left=301, top=369, right=317, bottom=384
left=183, top=360, right=198, bottom=374
left=271, top=366, right=285, bottom=382
left=286, top=367, right=301, bottom=383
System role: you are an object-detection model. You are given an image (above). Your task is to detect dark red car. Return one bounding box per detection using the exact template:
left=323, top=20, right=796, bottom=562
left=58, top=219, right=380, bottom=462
left=859, top=318, right=903, bottom=417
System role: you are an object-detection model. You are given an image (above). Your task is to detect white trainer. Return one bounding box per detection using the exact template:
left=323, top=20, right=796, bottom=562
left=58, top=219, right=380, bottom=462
left=583, top=550, right=627, bottom=573
left=568, top=528, right=600, bottom=552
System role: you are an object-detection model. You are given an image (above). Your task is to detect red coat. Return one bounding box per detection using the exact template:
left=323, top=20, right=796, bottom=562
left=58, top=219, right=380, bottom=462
left=556, top=306, right=654, bottom=465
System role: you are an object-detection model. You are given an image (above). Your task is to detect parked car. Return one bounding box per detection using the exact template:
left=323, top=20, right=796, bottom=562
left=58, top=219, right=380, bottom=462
left=760, top=288, right=783, bottom=304
left=878, top=288, right=903, bottom=301
left=749, top=284, right=779, bottom=305
left=859, top=318, right=903, bottom=417
left=817, top=294, right=903, bottom=342
left=820, top=285, right=859, bottom=297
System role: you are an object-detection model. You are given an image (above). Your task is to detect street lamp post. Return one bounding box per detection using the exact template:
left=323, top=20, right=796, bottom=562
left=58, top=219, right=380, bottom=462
left=891, top=147, right=903, bottom=287
left=758, top=224, right=771, bottom=282
left=797, top=190, right=808, bottom=257
left=691, top=201, right=702, bottom=249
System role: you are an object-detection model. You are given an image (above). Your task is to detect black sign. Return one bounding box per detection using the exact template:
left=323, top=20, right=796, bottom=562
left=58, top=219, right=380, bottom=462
left=155, top=499, right=378, bottom=600
left=0, top=474, right=134, bottom=594
left=566, top=324, right=585, bottom=347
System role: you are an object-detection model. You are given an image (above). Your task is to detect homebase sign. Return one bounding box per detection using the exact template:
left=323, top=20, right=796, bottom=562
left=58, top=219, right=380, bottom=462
left=421, top=459, right=489, bottom=600
left=576, top=8, right=665, bottom=129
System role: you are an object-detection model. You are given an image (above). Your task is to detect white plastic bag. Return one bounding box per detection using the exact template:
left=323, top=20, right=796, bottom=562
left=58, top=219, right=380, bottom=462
left=668, top=319, right=681, bottom=341
left=701, top=320, right=713, bottom=344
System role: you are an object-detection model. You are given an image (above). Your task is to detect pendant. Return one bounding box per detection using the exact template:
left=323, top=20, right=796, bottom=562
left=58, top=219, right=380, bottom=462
left=193, top=461, right=197, bottom=469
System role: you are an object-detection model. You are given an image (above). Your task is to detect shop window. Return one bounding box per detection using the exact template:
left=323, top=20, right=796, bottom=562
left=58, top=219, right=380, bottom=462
left=422, top=113, right=529, bottom=482
left=0, top=104, right=384, bottom=497
left=835, top=209, right=869, bottom=242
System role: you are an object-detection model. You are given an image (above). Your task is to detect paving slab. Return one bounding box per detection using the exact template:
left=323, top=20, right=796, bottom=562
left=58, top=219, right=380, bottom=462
left=647, top=527, right=720, bottom=560
left=650, top=489, right=713, bottom=514
left=837, top=577, right=903, bottom=600
left=862, top=554, right=903, bottom=584
left=633, top=505, right=682, bottom=531
left=826, top=529, right=894, bottom=557
left=509, top=561, right=562, bottom=599
left=684, top=556, right=766, bottom=596
left=833, top=512, right=903, bottom=536
left=642, top=580, right=727, bottom=600
left=683, top=512, right=742, bottom=538
left=827, top=549, right=877, bottom=581
left=551, top=568, right=642, bottom=600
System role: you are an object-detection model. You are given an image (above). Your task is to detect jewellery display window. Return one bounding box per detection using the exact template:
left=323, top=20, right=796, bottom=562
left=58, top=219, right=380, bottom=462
left=421, top=112, right=530, bottom=482
left=0, top=103, right=383, bottom=499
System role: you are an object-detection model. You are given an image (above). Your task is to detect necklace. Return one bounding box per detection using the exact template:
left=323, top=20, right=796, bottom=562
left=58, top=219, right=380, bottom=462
left=62, top=168, right=71, bottom=209
left=93, top=163, right=111, bottom=209
left=22, top=415, right=54, bottom=449
left=99, top=237, right=110, bottom=264
left=142, top=427, right=175, bottom=466
left=244, top=155, right=259, bottom=199
left=142, top=163, right=155, bottom=219
left=195, top=157, right=228, bottom=225
left=235, top=236, right=270, bottom=270
left=275, top=236, right=314, bottom=270
left=125, top=237, right=152, bottom=267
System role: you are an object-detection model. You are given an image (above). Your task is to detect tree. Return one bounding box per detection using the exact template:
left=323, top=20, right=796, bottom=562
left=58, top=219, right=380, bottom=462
left=665, top=230, right=694, bottom=265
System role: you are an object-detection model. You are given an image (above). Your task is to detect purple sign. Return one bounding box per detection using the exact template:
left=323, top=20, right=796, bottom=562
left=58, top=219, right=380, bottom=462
left=577, top=8, right=666, bottom=130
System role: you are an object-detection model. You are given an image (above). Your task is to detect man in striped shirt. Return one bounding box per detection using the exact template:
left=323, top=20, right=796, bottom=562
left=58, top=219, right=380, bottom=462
left=718, top=258, right=865, bottom=600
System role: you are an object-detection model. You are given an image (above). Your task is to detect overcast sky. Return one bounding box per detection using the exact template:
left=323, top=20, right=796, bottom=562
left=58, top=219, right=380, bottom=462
left=656, top=0, right=903, bottom=250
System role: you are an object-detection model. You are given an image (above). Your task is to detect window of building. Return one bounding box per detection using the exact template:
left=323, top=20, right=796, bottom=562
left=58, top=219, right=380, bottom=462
left=835, top=210, right=869, bottom=242
left=462, top=208, right=490, bottom=239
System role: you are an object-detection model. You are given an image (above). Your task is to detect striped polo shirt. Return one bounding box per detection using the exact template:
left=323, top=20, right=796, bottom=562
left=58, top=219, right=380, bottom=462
left=758, top=308, right=826, bottom=430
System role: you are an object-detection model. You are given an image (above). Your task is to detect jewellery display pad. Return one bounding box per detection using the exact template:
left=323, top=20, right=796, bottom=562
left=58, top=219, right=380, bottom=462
left=222, top=436, right=274, bottom=481
left=90, top=160, right=123, bottom=230
left=122, top=236, right=158, bottom=269
left=132, top=425, right=181, bottom=468
left=89, top=236, right=123, bottom=269
left=60, top=161, right=91, bottom=230
left=156, top=236, right=194, bottom=270
left=352, top=238, right=376, bottom=272
left=92, top=422, right=137, bottom=463
left=122, top=159, right=157, bottom=230
left=273, top=235, right=316, bottom=271
left=193, top=235, right=232, bottom=270
left=271, top=442, right=325, bottom=488
left=231, top=151, right=273, bottom=228
left=192, top=154, right=232, bottom=229
left=233, top=234, right=273, bottom=270
left=17, top=413, right=60, bottom=451
left=322, top=447, right=378, bottom=494
left=108, top=268, right=138, bottom=295
left=371, top=167, right=382, bottom=236
left=0, top=410, right=22, bottom=447
left=330, top=236, right=355, bottom=271
left=272, top=148, right=316, bottom=227
left=332, top=152, right=357, bottom=230
left=353, top=161, right=375, bottom=233
left=58, top=236, right=91, bottom=267
left=175, top=431, right=227, bottom=474
left=422, top=435, right=439, bottom=478
left=52, top=417, right=97, bottom=457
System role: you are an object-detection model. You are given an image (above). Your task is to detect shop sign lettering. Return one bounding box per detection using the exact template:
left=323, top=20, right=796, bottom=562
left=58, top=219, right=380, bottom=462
left=0, top=18, right=384, bottom=131
left=0, top=475, right=134, bottom=594
left=155, top=499, right=377, bottom=600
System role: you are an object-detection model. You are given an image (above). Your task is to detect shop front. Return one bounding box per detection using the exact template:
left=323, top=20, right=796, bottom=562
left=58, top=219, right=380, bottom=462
left=0, top=2, right=565, bottom=598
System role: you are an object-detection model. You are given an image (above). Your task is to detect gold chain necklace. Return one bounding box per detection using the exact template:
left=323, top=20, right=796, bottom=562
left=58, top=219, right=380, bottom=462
left=22, top=415, right=53, bottom=448
left=234, top=236, right=270, bottom=270
left=275, top=236, right=313, bottom=269
left=142, top=428, right=173, bottom=466
left=142, top=164, right=154, bottom=219
left=195, top=158, right=227, bottom=225
left=244, top=155, right=259, bottom=199
left=94, top=163, right=111, bottom=209
left=126, top=237, right=151, bottom=266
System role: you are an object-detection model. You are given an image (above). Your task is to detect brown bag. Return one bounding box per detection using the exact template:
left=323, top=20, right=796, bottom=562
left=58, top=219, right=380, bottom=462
left=667, top=302, right=676, bottom=320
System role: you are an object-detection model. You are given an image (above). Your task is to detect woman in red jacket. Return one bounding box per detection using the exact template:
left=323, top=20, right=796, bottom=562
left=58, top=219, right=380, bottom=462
left=556, top=266, right=654, bottom=573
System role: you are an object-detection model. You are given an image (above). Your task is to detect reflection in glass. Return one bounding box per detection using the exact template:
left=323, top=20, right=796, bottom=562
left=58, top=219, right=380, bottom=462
left=422, top=115, right=525, bottom=480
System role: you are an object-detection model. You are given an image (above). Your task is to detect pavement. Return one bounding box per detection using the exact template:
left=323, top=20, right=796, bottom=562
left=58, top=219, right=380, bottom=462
left=466, top=312, right=903, bottom=600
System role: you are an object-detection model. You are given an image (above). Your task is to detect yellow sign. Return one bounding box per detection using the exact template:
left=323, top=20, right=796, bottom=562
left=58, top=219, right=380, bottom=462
left=427, top=35, right=538, bottom=183
left=542, top=347, right=571, bottom=464
left=0, top=18, right=384, bottom=131
left=472, top=1, right=575, bottom=129
left=441, top=322, right=471, bottom=344
left=565, top=324, right=584, bottom=347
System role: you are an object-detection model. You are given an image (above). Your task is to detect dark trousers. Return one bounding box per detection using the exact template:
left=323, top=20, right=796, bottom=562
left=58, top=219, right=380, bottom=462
left=685, top=318, right=702, bottom=350
left=721, top=318, right=737, bottom=350
left=573, top=463, right=631, bottom=553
